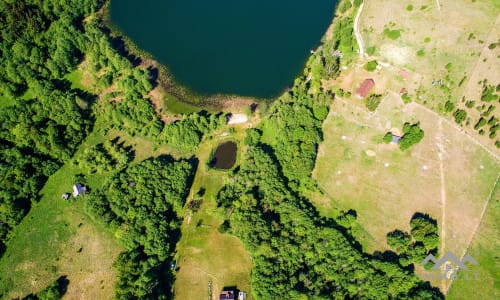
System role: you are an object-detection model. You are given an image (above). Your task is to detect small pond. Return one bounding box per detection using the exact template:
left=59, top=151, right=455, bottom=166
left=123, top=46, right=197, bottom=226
left=211, top=141, right=237, bottom=170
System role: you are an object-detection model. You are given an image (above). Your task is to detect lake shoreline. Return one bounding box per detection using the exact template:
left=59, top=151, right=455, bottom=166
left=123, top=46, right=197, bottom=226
left=99, top=3, right=275, bottom=111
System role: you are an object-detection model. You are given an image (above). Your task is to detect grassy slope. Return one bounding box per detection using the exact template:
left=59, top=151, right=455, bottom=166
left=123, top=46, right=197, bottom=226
left=447, top=185, right=499, bottom=300
left=0, top=131, right=123, bottom=299
left=174, top=126, right=252, bottom=300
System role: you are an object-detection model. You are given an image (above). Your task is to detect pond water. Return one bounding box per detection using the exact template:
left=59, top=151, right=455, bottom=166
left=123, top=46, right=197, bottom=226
left=211, top=141, right=237, bottom=170
left=110, top=0, right=337, bottom=98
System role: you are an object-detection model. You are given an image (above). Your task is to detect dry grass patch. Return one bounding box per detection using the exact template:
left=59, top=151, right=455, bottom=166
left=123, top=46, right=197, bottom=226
left=313, top=93, right=499, bottom=292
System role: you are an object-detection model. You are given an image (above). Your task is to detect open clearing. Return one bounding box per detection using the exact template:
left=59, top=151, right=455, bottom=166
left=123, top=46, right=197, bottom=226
left=174, top=127, right=252, bottom=300
left=313, top=91, right=499, bottom=292
left=0, top=156, right=123, bottom=299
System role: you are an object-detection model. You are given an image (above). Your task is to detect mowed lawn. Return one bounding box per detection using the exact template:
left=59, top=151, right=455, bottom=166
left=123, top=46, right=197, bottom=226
left=313, top=94, right=499, bottom=293
left=174, top=129, right=252, bottom=300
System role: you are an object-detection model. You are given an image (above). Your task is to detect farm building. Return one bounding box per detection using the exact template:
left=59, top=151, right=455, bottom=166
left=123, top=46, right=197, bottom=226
left=72, top=183, right=86, bottom=197
left=227, top=113, right=248, bottom=125
left=356, top=78, right=375, bottom=98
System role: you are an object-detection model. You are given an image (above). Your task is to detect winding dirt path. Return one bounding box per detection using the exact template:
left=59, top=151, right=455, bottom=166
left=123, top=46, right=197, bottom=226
left=354, top=2, right=365, bottom=57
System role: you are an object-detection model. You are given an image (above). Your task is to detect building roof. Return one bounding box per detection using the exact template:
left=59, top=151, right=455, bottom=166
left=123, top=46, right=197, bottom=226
left=227, top=113, right=248, bottom=125
left=220, top=290, right=235, bottom=300
left=356, top=79, right=375, bottom=98
left=72, top=184, right=85, bottom=197
left=391, top=135, right=402, bottom=144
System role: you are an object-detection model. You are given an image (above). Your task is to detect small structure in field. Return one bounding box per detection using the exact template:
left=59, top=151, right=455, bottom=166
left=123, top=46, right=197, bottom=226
left=61, top=193, right=70, bottom=200
left=220, top=290, right=235, bottom=300
left=72, top=183, right=86, bottom=197
left=227, top=113, right=248, bottom=125
left=356, top=79, right=375, bottom=98
left=238, top=291, right=247, bottom=300
left=391, top=135, right=402, bottom=144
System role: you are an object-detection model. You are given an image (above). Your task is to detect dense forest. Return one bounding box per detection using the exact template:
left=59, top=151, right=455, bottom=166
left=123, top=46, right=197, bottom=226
left=0, top=0, right=103, bottom=255
left=85, top=156, right=195, bottom=298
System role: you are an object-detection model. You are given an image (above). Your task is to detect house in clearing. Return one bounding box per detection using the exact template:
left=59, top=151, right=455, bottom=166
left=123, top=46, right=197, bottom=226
left=356, top=78, right=375, bottom=99
left=72, top=183, right=86, bottom=197
left=219, top=290, right=235, bottom=300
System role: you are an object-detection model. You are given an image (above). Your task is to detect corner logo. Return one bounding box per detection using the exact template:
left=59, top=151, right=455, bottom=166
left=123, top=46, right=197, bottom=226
left=421, top=251, right=479, bottom=281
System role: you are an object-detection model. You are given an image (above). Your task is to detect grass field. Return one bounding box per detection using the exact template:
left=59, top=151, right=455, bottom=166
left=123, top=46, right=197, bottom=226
left=174, top=126, right=252, bottom=300
left=447, top=185, right=499, bottom=300
left=0, top=131, right=124, bottom=299
left=313, top=92, right=499, bottom=293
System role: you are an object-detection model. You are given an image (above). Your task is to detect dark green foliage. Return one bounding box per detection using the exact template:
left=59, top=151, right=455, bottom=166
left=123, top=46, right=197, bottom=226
left=399, top=123, right=424, bottom=151
left=365, top=94, right=382, bottom=111
left=387, top=230, right=412, bottom=253
left=216, top=145, right=442, bottom=299
left=444, top=100, right=455, bottom=113
left=74, top=140, right=133, bottom=174
left=0, top=0, right=103, bottom=254
left=366, top=46, right=376, bottom=55
left=261, top=89, right=330, bottom=188
left=465, top=100, right=475, bottom=108
left=401, top=93, right=411, bottom=104
left=417, top=49, right=425, bottom=57
left=338, top=0, right=353, bottom=13
left=480, top=81, right=499, bottom=102
left=453, top=109, right=467, bottom=124
left=410, top=214, right=439, bottom=252
left=85, top=156, right=195, bottom=298
left=383, top=132, right=393, bottom=144
left=23, top=276, right=69, bottom=300
left=244, top=128, right=262, bottom=146
left=474, top=117, right=487, bottom=130
left=330, top=16, right=357, bottom=60
left=159, top=112, right=226, bottom=152
left=365, top=60, right=378, bottom=71
left=386, top=214, right=439, bottom=267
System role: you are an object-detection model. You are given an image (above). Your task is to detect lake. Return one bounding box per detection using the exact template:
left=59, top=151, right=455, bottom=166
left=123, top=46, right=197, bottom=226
left=110, top=0, right=337, bottom=98
left=211, top=141, right=237, bottom=170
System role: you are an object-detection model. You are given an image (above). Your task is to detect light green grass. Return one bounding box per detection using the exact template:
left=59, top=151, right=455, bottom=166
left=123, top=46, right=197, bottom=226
left=447, top=185, right=499, bottom=299
left=64, top=69, right=90, bottom=92
left=174, top=129, right=252, bottom=300
left=0, top=148, right=123, bottom=298
left=163, top=93, right=200, bottom=114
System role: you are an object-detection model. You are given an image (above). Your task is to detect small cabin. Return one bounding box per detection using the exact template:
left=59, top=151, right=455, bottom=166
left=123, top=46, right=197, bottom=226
left=72, top=184, right=86, bottom=197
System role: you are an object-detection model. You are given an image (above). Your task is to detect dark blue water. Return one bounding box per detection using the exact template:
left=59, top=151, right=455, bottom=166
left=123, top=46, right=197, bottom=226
left=110, top=0, right=336, bottom=98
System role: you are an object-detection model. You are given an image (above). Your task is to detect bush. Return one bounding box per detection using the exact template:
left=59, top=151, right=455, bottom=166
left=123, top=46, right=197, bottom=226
left=453, top=109, right=467, bottom=124
left=383, top=132, right=393, bottom=144
left=338, top=0, right=353, bottom=13
left=365, top=60, right=378, bottom=71
left=474, top=117, right=487, bottom=130
left=365, top=94, right=382, bottom=112
left=399, top=122, right=424, bottom=151
left=401, top=93, right=411, bottom=104
left=444, top=100, right=455, bottom=113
